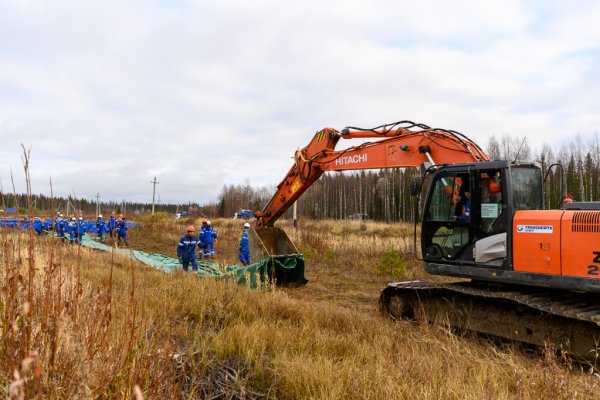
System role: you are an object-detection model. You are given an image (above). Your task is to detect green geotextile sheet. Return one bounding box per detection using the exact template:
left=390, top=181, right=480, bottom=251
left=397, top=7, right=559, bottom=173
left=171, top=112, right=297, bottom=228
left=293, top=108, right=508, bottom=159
left=79, top=235, right=305, bottom=288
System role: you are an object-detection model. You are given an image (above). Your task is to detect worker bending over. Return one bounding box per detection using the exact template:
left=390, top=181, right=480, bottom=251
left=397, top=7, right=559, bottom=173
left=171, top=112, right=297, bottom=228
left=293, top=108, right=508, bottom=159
left=177, top=226, right=199, bottom=272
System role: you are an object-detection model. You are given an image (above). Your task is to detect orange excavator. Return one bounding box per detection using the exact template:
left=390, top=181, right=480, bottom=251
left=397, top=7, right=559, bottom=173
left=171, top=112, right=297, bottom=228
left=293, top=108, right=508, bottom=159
left=254, top=120, right=600, bottom=360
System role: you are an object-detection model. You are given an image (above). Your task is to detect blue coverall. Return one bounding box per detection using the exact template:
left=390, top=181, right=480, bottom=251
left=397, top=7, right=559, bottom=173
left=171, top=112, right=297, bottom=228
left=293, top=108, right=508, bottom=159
left=76, top=220, right=86, bottom=244
left=68, top=220, right=77, bottom=244
left=239, top=229, right=250, bottom=265
left=108, top=216, right=118, bottom=238
left=200, top=225, right=218, bottom=258
left=117, top=219, right=128, bottom=246
left=96, top=218, right=108, bottom=241
left=42, top=220, right=52, bottom=233
left=58, top=218, right=67, bottom=240
left=33, top=219, right=43, bottom=236
left=177, top=234, right=199, bottom=272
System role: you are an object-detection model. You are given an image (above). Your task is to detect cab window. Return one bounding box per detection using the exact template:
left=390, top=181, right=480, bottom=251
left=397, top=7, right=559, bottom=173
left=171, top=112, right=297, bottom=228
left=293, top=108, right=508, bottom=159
left=511, top=167, right=543, bottom=211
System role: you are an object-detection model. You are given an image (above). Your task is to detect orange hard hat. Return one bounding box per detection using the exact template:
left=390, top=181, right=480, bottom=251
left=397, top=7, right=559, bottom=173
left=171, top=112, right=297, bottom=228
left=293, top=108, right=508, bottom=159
left=488, top=180, right=501, bottom=194
left=187, top=225, right=195, bottom=232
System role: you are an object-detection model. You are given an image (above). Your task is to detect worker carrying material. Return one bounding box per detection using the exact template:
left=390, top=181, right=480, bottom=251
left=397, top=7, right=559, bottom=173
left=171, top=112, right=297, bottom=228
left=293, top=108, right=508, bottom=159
left=239, top=222, right=251, bottom=266
left=177, top=225, right=199, bottom=272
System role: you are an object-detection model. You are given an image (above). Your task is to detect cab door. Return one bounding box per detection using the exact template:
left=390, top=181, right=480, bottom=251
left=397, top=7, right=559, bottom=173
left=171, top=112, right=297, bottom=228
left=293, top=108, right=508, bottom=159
left=422, top=169, right=475, bottom=263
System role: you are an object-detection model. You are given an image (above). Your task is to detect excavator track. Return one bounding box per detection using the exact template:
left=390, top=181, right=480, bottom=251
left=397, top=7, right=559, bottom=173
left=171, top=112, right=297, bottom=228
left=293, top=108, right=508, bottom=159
left=380, top=280, right=600, bottom=362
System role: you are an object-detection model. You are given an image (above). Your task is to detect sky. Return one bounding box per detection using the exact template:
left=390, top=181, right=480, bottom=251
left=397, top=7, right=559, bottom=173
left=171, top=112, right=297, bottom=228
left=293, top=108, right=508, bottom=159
left=1, top=0, right=600, bottom=204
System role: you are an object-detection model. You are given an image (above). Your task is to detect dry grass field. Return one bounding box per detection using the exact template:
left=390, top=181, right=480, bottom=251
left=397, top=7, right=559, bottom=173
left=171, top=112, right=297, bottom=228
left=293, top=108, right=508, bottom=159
left=2, top=215, right=600, bottom=399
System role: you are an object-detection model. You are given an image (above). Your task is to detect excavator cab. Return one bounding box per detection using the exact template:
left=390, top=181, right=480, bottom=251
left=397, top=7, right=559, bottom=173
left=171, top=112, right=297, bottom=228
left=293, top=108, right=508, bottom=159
left=421, top=161, right=543, bottom=272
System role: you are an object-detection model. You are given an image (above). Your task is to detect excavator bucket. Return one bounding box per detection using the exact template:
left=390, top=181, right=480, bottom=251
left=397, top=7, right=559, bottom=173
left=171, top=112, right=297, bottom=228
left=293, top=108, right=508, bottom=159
left=250, top=226, right=307, bottom=286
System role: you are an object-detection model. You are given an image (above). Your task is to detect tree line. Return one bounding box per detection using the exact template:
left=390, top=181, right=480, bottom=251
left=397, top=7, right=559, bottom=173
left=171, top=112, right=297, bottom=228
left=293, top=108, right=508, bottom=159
left=4, top=135, right=598, bottom=222
left=0, top=192, right=196, bottom=217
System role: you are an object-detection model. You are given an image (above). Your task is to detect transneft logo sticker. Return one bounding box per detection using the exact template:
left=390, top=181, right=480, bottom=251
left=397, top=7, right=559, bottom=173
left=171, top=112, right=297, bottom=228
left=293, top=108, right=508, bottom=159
left=516, top=225, right=554, bottom=234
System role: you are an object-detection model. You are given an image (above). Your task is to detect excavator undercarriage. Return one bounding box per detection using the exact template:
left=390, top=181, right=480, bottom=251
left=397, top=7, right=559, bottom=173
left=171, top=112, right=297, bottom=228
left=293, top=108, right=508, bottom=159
left=380, top=281, right=600, bottom=362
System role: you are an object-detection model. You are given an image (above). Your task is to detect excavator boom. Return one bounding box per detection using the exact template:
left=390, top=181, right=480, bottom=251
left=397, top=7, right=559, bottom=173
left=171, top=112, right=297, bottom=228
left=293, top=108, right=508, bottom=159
left=256, top=121, right=487, bottom=227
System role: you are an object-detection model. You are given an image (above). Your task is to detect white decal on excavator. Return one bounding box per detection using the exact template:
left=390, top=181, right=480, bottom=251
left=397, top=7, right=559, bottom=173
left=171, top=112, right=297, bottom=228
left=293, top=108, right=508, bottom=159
left=335, top=154, right=367, bottom=166
left=516, top=225, right=554, bottom=234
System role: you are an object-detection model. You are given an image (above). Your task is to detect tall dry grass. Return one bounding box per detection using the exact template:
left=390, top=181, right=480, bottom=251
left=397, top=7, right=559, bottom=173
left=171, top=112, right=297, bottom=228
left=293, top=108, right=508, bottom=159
left=2, top=216, right=600, bottom=399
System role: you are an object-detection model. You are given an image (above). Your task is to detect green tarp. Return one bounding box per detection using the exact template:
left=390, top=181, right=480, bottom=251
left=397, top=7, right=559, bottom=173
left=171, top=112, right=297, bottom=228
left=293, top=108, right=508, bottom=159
left=79, top=235, right=305, bottom=288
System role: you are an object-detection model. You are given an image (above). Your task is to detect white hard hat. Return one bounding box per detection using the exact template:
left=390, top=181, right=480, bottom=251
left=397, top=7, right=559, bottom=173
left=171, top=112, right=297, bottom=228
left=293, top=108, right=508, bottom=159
left=207, top=220, right=211, bottom=226
left=59, top=213, right=64, bottom=218
left=79, top=217, right=83, bottom=221
left=98, top=214, right=103, bottom=218
left=243, top=222, right=250, bottom=229
left=71, top=217, right=76, bottom=221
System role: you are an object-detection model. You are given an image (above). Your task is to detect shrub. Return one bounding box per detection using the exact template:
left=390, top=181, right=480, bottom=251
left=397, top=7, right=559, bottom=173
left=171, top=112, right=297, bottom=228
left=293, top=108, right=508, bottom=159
left=378, top=248, right=405, bottom=278
left=137, top=211, right=170, bottom=224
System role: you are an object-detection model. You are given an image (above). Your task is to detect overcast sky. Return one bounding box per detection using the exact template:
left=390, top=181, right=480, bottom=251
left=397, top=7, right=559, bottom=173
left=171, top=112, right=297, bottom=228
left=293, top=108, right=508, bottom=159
left=1, top=1, right=599, bottom=204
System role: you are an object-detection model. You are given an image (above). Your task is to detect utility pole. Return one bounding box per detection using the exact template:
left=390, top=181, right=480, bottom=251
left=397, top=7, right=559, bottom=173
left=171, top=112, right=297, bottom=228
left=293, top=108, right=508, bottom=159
left=151, top=177, right=159, bottom=215
left=95, top=193, right=100, bottom=217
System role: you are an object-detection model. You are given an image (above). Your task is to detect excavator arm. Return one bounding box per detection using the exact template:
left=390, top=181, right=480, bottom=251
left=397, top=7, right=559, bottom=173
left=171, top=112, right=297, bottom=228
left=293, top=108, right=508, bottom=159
left=255, top=121, right=488, bottom=227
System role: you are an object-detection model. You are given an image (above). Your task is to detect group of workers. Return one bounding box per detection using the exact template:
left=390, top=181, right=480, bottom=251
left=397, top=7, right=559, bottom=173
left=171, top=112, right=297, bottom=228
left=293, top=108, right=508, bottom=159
left=26, top=211, right=252, bottom=269
left=177, top=220, right=251, bottom=272
left=94, top=213, right=129, bottom=246
left=31, top=211, right=129, bottom=246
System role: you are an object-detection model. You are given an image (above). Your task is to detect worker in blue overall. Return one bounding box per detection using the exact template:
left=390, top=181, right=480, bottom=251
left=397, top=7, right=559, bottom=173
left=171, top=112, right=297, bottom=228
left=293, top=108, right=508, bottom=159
left=117, top=215, right=128, bottom=247
left=238, top=222, right=251, bottom=266
left=68, top=217, right=78, bottom=244
left=76, top=217, right=86, bottom=244
left=33, top=218, right=43, bottom=236
left=199, top=219, right=216, bottom=259
left=210, top=221, right=218, bottom=256
left=177, top=226, right=199, bottom=272
left=57, top=214, right=67, bottom=241
left=96, top=215, right=108, bottom=241
left=108, top=212, right=118, bottom=238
